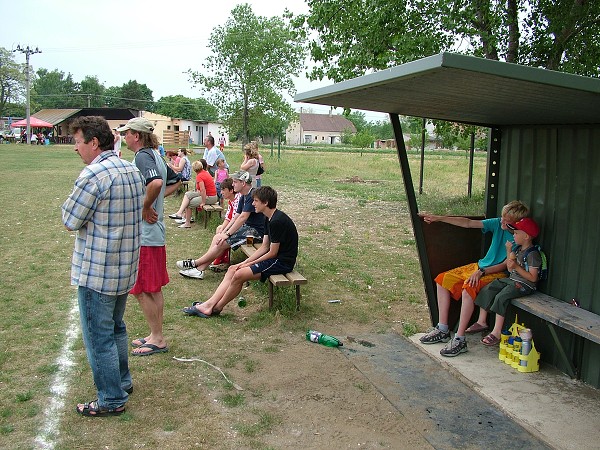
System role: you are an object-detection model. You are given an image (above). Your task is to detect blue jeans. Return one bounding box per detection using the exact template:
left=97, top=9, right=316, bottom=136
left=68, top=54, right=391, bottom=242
left=78, top=286, right=131, bottom=408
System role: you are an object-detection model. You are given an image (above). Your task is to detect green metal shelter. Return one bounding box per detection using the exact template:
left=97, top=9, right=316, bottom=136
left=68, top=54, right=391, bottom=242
left=295, top=52, right=600, bottom=388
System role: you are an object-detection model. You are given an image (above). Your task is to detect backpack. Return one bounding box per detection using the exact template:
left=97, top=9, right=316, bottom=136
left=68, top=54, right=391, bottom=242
left=521, top=245, right=548, bottom=281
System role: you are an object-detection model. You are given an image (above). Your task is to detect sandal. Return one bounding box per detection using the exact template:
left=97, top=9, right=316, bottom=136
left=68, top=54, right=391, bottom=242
left=481, top=333, right=501, bottom=346
left=191, top=301, right=220, bottom=316
left=465, top=322, right=489, bottom=334
left=76, top=399, right=125, bottom=417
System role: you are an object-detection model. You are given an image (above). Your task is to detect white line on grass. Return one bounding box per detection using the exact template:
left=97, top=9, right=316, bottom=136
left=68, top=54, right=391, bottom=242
left=34, top=296, right=80, bottom=450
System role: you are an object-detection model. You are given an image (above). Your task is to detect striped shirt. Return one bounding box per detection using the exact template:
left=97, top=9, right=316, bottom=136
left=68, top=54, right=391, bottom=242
left=62, top=151, right=145, bottom=295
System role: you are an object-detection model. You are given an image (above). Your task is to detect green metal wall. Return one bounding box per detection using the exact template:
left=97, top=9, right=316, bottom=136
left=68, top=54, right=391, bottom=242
left=498, top=125, right=600, bottom=387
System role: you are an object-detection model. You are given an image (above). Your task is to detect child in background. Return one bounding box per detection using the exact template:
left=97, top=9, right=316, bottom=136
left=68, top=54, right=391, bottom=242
left=214, top=158, right=229, bottom=206
left=475, top=218, right=542, bottom=346
left=256, top=152, right=264, bottom=187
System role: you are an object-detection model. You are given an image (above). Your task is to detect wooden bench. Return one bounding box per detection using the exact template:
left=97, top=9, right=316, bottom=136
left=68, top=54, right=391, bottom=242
left=511, top=292, right=600, bottom=378
left=194, top=204, right=223, bottom=228
left=239, top=243, right=307, bottom=311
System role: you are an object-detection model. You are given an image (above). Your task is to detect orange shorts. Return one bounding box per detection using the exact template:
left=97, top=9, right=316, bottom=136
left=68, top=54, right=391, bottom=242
left=434, top=262, right=506, bottom=301
left=130, top=246, right=169, bottom=295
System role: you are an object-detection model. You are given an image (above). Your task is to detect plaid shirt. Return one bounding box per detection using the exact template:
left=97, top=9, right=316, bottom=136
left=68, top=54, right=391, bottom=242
left=62, top=151, right=145, bottom=295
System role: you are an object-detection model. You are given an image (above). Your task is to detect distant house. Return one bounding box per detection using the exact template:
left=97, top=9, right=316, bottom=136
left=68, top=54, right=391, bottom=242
left=33, top=108, right=139, bottom=140
left=31, top=108, right=226, bottom=147
left=286, top=112, right=356, bottom=145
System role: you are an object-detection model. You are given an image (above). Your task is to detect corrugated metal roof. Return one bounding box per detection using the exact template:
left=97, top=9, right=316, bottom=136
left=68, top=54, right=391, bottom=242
left=295, top=53, right=600, bottom=127
left=299, top=113, right=357, bottom=133
left=32, top=108, right=139, bottom=124
left=33, top=109, right=81, bottom=125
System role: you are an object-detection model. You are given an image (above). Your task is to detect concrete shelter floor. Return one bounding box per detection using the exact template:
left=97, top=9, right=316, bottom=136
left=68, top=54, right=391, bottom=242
left=339, top=331, right=599, bottom=450
left=410, top=332, right=600, bottom=450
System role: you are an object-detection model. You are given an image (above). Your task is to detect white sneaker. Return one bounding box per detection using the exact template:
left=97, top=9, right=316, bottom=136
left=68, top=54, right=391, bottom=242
left=176, top=259, right=196, bottom=270
left=175, top=218, right=194, bottom=224
left=179, top=268, right=204, bottom=279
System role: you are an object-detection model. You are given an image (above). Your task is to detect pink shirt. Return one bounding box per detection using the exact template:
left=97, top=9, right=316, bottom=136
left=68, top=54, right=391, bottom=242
left=215, top=168, right=229, bottom=183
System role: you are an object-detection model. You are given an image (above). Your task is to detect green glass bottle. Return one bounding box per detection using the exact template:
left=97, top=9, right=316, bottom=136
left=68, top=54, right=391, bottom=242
left=306, top=330, right=343, bottom=347
left=237, top=296, right=247, bottom=308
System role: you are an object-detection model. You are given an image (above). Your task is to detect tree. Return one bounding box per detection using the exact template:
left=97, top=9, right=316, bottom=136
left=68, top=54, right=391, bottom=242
left=369, top=119, right=394, bottom=140
left=292, top=0, right=600, bottom=80
left=189, top=3, right=304, bottom=143
left=103, top=86, right=122, bottom=107
left=353, top=129, right=375, bottom=150
left=154, top=95, right=219, bottom=121
left=32, top=68, right=80, bottom=109
left=343, top=110, right=369, bottom=133
left=0, top=48, right=25, bottom=117
left=79, top=76, right=106, bottom=107
left=290, top=0, right=451, bottom=83
left=111, top=80, right=154, bottom=111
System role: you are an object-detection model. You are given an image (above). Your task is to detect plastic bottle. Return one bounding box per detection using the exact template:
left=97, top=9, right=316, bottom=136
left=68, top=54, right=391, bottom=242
left=306, top=330, right=343, bottom=347
left=237, top=296, right=247, bottom=308
left=519, top=328, right=533, bottom=356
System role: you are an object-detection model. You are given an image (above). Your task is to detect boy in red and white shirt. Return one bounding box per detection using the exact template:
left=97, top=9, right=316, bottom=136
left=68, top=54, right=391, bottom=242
left=209, top=178, right=239, bottom=271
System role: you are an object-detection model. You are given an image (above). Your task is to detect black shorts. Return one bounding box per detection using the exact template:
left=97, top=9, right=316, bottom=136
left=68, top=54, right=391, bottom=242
left=250, top=258, right=293, bottom=282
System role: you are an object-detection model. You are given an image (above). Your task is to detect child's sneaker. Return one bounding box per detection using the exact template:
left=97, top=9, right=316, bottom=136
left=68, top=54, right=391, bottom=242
left=419, top=327, right=451, bottom=344
left=440, top=337, right=468, bottom=357
left=176, top=259, right=196, bottom=270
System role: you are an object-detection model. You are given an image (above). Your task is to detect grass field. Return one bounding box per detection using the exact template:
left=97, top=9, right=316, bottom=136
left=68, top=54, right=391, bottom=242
left=0, top=142, right=486, bottom=449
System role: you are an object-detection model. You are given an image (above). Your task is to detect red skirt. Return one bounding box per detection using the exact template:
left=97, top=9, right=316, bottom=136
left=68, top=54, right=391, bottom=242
left=130, top=246, right=169, bottom=295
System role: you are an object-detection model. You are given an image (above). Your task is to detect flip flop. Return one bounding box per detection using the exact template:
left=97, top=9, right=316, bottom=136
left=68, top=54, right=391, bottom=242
left=131, top=343, right=169, bottom=356
left=191, top=301, right=220, bottom=316
left=182, top=304, right=211, bottom=318
left=465, top=323, right=489, bottom=334
left=76, top=399, right=125, bottom=417
left=481, top=333, right=501, bottom=346
left=130, top=338, right=147, bottom=348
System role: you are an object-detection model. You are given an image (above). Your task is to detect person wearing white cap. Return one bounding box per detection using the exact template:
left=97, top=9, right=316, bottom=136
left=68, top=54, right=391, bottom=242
left=117, top=117, right=181, bottom=356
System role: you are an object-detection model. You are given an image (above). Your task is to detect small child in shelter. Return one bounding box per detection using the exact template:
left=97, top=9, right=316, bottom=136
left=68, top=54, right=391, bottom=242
left=475, top=217, right=542, bottom=346
left=214, top=158, right=229, bottom=205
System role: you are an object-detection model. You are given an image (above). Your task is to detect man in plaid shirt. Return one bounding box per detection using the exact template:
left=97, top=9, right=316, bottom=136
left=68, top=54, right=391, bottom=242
left=62, top=116, right=145, bottom=417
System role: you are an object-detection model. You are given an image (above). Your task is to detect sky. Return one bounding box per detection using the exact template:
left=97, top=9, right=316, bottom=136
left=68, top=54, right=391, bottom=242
left=1, top=0, right=387, bottom=122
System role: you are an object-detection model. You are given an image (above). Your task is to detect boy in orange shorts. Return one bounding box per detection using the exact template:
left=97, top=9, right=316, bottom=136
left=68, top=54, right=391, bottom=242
left=419, top=200, right=529, bottom=357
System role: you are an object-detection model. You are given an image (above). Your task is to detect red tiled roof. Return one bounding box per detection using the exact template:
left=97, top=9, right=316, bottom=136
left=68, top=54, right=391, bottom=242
left=300, top=113, right=356, bottom=133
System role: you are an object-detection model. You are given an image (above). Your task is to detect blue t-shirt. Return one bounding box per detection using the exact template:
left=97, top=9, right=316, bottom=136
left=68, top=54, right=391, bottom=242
left=236, top=188, right=264, bottom=234
left=478, top=218, right=515, bottom=268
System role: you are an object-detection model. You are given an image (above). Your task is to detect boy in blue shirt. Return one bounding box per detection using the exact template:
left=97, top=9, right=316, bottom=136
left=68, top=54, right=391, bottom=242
left=419, top=200, right=529, bottom=357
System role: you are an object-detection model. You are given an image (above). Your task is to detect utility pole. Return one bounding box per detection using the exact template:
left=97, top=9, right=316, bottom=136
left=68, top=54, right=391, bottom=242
left=13, top=45, right=42, bottom=145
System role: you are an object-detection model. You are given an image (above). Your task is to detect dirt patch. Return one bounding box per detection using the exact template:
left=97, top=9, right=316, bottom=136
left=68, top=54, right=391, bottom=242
left=218, top=187, right=433, bottom=448
left=246, top=328, right=434, bottom=449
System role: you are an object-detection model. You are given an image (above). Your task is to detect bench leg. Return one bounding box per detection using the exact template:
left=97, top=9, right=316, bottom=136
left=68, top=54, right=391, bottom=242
left=268, top=282, right=274, bottom=309
left=546, top=323, right=577, bottom=378
left=204, top=210, right=209, bottom=228
left=295, top=285, right=301, bottom=311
